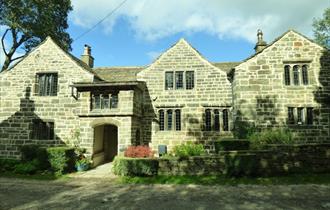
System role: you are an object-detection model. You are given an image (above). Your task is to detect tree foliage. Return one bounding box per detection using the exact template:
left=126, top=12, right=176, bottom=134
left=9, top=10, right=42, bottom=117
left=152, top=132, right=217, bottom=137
left=313, top=7, right=330, bottom=49
left=0, top=0, right=73, bottom=71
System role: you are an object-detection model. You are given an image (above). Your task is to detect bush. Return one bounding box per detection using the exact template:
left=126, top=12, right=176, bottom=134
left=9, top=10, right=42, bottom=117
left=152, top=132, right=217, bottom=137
left=20, top=145, right=49, bottom=170
left=13, top=159, right=40, bottom=174
left=172, top=142, right=205, bottom=158
left=248, top=129, right=295, bottom=149
left=112, top=157, right=158, bottom=176
left=46, top=147, right=76, bottom=176
left=0, top=159, right=20, bottom=172
left=214, top=140, right=250, bottom=153
left=124, top=146, right=154, bottom=158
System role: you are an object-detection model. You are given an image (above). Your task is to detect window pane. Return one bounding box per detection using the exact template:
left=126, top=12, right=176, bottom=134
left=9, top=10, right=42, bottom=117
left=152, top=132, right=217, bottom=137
left=102, top=94, right=110, bottom=109
left=167, top=110, right=173, bottom=130
left=223, top=109, right=229, bottom=131
left=297, top=107, right=304, bottom=124
left=159, top=110, right=165, bottom=131
left=32, top=120, right=54, bottom=140
left=293, top=65, right=299, bottom=86
left=186, top=71, right=194, bottom=89
left=302, top=65, right=308, bottom=85
left=175, top=72, right=184, bottom=89
left=205, top=109, right=212, bottom=131
left=288, top=107, right=294, bottom=124
left=214, top=110, right=220, bottom=131
left=284, top=65, right=290, bottom=85
left=110, top=94, right=118, bottom=108
left=306, top=107, right=313, bottom=125
left=165, top=72, right=174, bottom=90
left=94, top=95, right=101, bottom=109
left=175, top=109, right=181, bottom=131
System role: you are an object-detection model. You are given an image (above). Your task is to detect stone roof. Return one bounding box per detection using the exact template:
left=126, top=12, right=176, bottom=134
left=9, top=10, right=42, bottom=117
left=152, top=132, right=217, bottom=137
left=212, top=62, right=241, bottom=74
left=93, top=66, right=145, bottom=82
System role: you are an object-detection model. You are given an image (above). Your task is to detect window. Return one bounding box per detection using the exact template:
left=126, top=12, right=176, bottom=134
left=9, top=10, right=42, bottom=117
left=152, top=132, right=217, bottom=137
left=306, top=108, right=313, bottom=125
left=288, top=107, right=294, bottom=124
left=205, top=109, right=212, bottom=131
left=92, top=92, right=118, bottom=110
left=284, top=64, right=310, bottom=86
left=111, top=94, right=118, bottom=108
left=32, top=120, right=54, bottom=140
left=36, top=73, right=58, bottom=96
left=297, top=107, right=304, bottom=124
left=165, top=72, right=174, bottom=90
left=284, top=65, right=291, bottom=85
left=175, top=109, right=181, bottom=131
left=214, top=110, right=220, bottom=131
left=223, top=109, right=229, bottom=131
left=175, top=71, right=184, bottom=89
left=186, top=71, right=194, bottom=90
left=159, top=110, right=165, bottom=131
left=159, top=109, right=181, bottom=131
left=302, top=65, right=309, bottom=85
left=167, top=110, right=173, bottom=130
left=288, top=107, right=314, bottom=125
left=165, top=71, right=195, bottom=90
left=293, top=65, right=300, bottom=86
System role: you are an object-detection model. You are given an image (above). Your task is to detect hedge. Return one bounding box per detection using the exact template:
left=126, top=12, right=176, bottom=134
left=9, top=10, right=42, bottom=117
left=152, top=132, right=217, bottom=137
left=112, top=157, right=158, bottom=176
left=214, top=140, right=250, bottom=153
left=46, top=147, right=76, bottom=175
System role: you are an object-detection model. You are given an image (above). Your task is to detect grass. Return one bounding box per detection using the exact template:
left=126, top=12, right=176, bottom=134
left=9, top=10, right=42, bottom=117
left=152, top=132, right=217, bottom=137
left=0, top=171, right=70, bottom=181
left=118, top=173, right=330, bottom=185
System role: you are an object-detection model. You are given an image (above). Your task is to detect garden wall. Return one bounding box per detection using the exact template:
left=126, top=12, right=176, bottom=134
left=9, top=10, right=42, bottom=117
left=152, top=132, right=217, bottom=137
left=158, top=143, right=330, bottom=176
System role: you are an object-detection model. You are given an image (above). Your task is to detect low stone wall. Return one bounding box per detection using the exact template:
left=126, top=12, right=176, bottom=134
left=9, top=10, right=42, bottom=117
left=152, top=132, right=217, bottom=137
left=158, top=143, right=330, bottom=176
left=158, top=156, right=226, bottom=176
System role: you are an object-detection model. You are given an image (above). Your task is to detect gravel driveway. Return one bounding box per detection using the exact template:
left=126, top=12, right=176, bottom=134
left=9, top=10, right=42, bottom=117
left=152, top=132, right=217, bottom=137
left=1, top=177, right=330, bottom=210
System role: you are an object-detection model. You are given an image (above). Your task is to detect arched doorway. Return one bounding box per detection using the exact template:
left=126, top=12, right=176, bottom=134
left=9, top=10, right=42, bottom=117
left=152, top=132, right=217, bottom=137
left=93, top=124, right=118, bottom=166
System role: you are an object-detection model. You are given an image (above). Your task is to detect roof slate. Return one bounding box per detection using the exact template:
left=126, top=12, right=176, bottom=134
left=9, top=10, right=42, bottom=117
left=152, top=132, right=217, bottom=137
left=93, top=66, right=145, bottom=82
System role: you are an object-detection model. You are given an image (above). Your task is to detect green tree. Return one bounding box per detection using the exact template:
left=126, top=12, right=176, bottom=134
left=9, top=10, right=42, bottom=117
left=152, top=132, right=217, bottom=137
left=313, top=7, right=330, bottom=49
left=0, top=0, right=73, bottom=71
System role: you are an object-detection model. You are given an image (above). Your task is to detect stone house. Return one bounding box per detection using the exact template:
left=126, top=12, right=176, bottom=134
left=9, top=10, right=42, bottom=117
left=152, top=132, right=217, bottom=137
left=0, top=29, right=329, bottom=165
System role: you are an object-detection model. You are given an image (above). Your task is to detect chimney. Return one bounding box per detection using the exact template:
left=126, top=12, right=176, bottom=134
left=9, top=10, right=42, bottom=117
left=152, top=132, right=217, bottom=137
left=81, top=44, right=94, bottom=68
left=254, top=29, right=267, bottom=53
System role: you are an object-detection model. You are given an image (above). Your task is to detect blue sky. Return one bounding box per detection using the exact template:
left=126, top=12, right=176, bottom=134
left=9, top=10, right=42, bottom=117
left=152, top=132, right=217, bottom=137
left=1, top=0, right=329, bottom=68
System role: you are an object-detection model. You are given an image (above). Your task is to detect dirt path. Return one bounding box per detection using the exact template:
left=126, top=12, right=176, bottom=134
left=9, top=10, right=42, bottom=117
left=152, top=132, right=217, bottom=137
left=1, top=177, right=330, bottom=210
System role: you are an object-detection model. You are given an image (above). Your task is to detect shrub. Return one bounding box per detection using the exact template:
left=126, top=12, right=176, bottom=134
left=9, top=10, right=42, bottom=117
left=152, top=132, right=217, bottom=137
left=248, top=129, right=295, bottom=149
left=112, top=157, right=158, bottom=176
left=20, top=145, right=49, bottom=170
left=0, top=159, right=20, bottom=172
left=172, top=142, right=205, bottom=158
left=124, top=146, right=154, bottom=158
left=214, top=140, right=250, bottom=153
left=46, top=147, right=76, bottom=176
left=13, top=159, right=40, bottom=174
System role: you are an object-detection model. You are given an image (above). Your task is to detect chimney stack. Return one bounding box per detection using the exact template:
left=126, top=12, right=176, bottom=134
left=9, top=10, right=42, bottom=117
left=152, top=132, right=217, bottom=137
left=254, top=29, right=267, bottom=53
left=81, top=44, right=94, bottom=68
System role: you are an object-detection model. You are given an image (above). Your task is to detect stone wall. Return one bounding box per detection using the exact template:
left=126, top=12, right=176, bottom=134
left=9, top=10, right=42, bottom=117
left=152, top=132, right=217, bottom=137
left=158, top=143, right=330, bottom=176
left=0, top=38, right=94, bottom=159
left=233, top=30, right=330, bottom=142
left=137, top=39, right=233, bottom=153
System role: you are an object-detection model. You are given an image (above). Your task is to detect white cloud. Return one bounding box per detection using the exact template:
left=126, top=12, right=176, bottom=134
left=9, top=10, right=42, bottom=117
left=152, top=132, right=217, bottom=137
left=70, top=0, right=328, bottom=43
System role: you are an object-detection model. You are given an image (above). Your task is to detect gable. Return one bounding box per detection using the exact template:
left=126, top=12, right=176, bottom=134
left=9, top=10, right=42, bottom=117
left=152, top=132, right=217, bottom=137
left=138, top=38, right=228, bottom=78
left=0, top=37, right=98, bottom=80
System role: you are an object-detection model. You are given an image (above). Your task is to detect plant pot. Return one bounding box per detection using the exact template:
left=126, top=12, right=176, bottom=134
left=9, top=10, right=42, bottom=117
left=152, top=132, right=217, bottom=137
left=76, top=163, right=89, bottom=172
